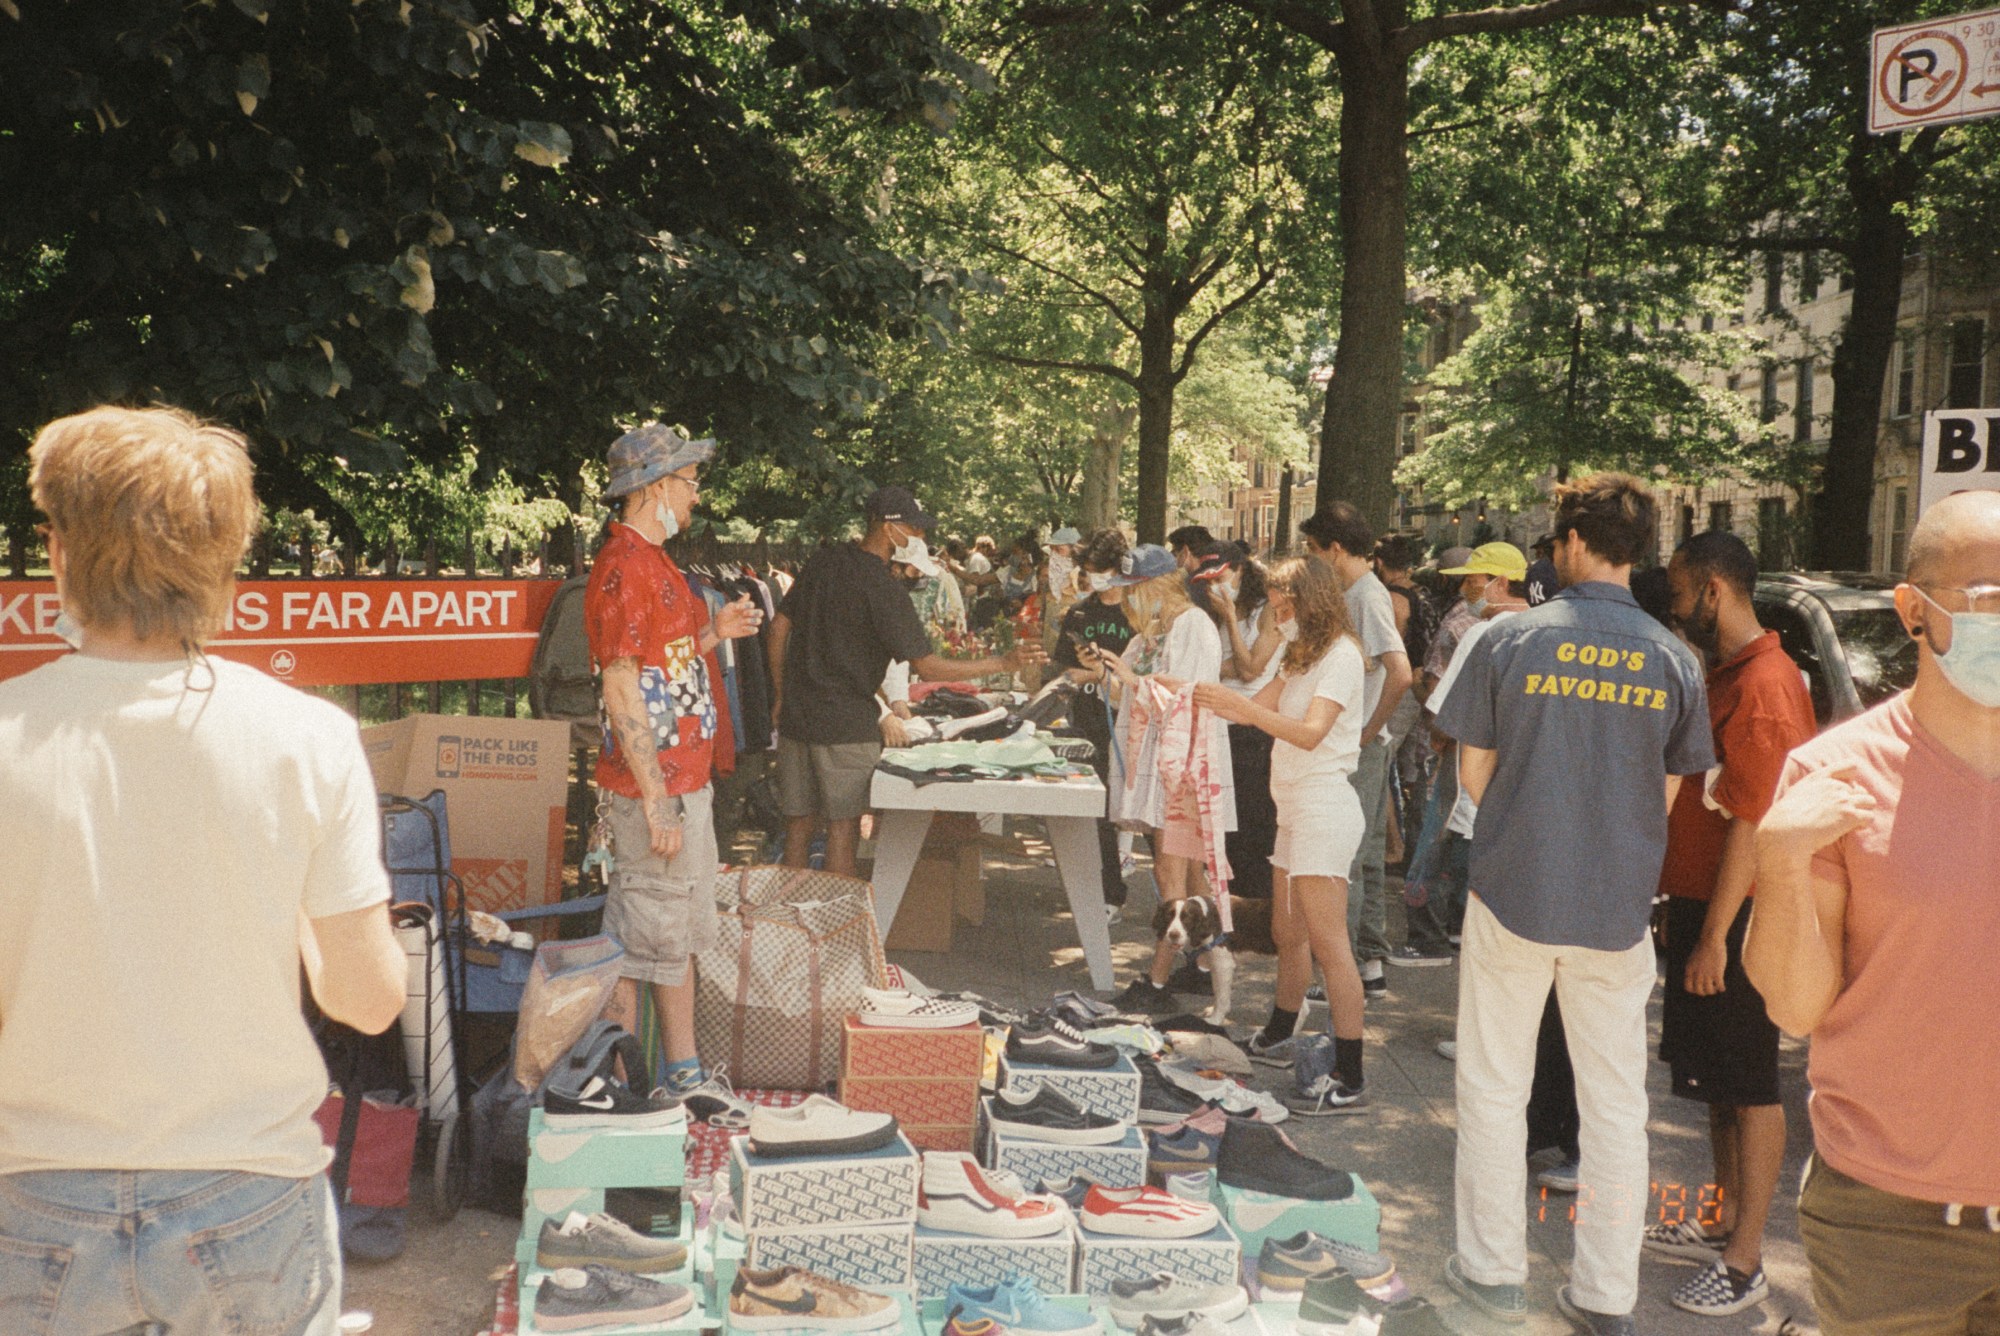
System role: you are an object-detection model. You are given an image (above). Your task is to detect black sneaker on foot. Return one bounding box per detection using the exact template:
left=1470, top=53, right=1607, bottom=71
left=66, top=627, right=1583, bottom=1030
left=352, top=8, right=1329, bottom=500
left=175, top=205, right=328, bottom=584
left=1164, top=956, right=1213, bottom=996
left=1111, top=977, right=1182, bottom=1017
left=1214, top=1116, right=1352, bottom=1200
left=1556, top=1285, right=1636, bottom=1335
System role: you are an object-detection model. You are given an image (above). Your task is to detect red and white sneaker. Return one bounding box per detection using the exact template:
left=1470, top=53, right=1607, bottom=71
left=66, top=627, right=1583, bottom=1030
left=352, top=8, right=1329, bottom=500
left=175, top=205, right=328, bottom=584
left=1079, top=1185, right=1220, bottom=1239
left=918, top=1152, right=1068, bottom=1238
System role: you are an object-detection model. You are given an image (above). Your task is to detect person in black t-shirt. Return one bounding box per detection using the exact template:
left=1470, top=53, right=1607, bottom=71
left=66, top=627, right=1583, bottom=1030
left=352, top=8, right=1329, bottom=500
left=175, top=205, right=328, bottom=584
left=1053, top=528, right=1137, bottom=906
left=767, top=487, right=1044, bottom=877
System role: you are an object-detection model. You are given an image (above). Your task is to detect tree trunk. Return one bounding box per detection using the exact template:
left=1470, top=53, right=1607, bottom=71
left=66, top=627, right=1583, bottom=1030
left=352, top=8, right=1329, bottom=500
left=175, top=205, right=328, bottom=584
left=1079, top=402, right=1136, bottom=532
left=1274, top=462, right=1295, bottom=553
left=1316, top=42, right=1410, bottom=530
left=1811, top=129, right=1914, bottom=572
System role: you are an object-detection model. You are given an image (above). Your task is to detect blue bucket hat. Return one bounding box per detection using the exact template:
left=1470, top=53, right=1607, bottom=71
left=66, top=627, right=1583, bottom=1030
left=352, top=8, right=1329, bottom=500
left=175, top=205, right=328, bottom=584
left=1110, top=543, right=1177, bottom=587
left=605, top=423, right=717, bottom=498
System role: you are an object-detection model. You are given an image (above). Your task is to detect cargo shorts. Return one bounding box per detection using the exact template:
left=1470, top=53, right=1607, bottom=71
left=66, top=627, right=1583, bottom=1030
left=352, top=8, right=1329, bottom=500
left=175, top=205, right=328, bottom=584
left=774, top=737, right=880, bottom=823
left=601, top=786, right=718, bottom=986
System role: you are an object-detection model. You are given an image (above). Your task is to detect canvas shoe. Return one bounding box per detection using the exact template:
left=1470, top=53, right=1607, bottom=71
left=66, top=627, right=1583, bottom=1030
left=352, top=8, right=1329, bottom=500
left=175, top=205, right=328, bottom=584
left=1245, top=1031, right=1300, bottom=1068
left=729, top=1266, right=900, bottom=1331
left=679, top=1064, right=755, bottom=1130
left=1105, top=1273, right=1248, bottom=1329
left=535, top=1264, right=694, bottom=1332
left=536, top=1211, right=688, bottom=1274
left=859, top=987, right=980, bottom=1029
left=544, top=1075, right=686, bottom=1131
left=990, top=1084, right=1126, bottom=1145
left=1670, top=1259, right=1769, bottom=1317
left=1293, top=1270, right=1370, bottom=1332
left=1556, top=1286, right=1636, bottom=1335
left=1008, top=1014, right=1121, bottom=1069
left=1214, top=1117, right=1353, bottom=1201
left=1384, top=944, right=1453, bottom=968
left=1153, top=1105, right=1228, bottom=1140
left=1157, top=1063, right=1289, bottom=1123
left=746, top=1095, right=898, bottom=1158
left=1642, top=1217, right=1728, bottom=1262
left=1146, top=1122, right=1221, bottom=1177
left=945, top=1275, right=1100, bottom=1335
left=1037, top=1174, right=1104, bottom=1211
left=1536, top=1155, right=1581, bottom=1194
left=1133, top=1055, right=1206, bottom=1124
left=918, top=1152, right=1067, bottom=1238
left=1444, top=1255, right=1526, bottom=1325
left=1079, top=1185, right=1220, bottom=1239
left=1162, top=1171, right=1213, bottom=1202
left=1286, top=1074, right=1369, bottom=1117
left=1257, top=1231, right=1396, bottom=1294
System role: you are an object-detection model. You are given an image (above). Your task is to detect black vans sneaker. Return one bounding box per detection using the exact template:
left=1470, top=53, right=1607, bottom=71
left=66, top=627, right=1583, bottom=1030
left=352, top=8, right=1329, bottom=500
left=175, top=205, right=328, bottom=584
left=989, top=1085, right=1126, bottom=1145
left=1131, top=1055, right=1205, bottom=1124
left=1006, top=1014, right=1120, bottom=1069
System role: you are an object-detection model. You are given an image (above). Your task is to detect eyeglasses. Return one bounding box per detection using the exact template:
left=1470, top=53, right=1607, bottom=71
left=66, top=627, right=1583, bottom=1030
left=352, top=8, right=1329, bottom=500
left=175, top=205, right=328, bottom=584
left=1917, top=583, right=2000, bottom=615
left=663, top=470, right=700, bottom=495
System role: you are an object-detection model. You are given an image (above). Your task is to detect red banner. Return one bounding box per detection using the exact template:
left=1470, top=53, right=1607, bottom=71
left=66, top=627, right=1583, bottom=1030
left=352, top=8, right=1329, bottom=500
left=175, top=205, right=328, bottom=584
left=0, top=579, right=563, bottom=687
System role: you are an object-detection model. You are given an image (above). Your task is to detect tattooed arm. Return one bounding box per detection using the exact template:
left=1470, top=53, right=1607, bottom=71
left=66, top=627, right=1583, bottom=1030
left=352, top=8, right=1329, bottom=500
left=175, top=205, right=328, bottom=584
left=601, top=655, right=683, bottom=858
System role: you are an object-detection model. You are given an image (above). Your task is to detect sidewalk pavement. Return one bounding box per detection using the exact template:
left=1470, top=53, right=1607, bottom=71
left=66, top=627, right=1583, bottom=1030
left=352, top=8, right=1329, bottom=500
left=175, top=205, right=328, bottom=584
left=343, top=821, right=1819, bottom=1334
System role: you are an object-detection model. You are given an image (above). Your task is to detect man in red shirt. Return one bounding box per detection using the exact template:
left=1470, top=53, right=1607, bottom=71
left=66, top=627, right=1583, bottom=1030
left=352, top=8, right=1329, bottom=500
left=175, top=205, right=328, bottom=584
left=587, top=424, right=763, bottom=1095
left=1647, top=531, right=1816, bottom=1317
left=1747, top=491, right=2000, bottom=1335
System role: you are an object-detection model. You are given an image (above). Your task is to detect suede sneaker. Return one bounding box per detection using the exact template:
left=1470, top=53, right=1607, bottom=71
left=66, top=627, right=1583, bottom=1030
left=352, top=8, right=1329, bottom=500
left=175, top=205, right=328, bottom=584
left=730, top=1265, right=900, bottom=1331
left=1215, top=1116, right=1352, bottom=1201
left=918, top=1152, right=1067, bottom=1238
left=1258, top=1231, right=1395, bottom=1293
left=1105, top=1273, right=1248, bottom=1329
left=1146, top=1122, right=1222, bottom=1177
left=990, top=1084, right=1126, bottom=1144
left=535, top=1211, right=688, bottom=1274
left=1009, top=1014, right=1121, bottom=1069
left=535, top=1265, right=694, bottom=1331
left=1111, top=977, right=1182, bottom=1017
left=1134, top=1055, right=1206, bottom=1124
left=945, top=1275, right=1098, bottom=1335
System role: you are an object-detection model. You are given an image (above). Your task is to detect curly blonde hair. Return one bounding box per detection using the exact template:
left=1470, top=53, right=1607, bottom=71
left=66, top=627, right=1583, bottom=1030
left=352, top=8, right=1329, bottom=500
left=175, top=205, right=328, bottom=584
left=1268, top=556, right=1356, bottom=676
left=30, top=405, right=260, bottom=645
left=1119, top=572, right=1194, bottom=641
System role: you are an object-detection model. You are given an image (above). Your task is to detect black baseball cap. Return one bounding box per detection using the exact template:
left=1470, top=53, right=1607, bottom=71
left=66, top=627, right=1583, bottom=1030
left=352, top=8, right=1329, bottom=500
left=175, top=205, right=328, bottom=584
left=864, top=486, right=936, bottom=531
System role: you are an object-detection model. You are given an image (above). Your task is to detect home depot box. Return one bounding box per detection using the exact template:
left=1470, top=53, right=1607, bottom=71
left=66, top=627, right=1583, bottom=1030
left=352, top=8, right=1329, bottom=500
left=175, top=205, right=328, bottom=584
left=883, top=814, right=984, bottom=952
left=361, top=714, right=571, bottom=915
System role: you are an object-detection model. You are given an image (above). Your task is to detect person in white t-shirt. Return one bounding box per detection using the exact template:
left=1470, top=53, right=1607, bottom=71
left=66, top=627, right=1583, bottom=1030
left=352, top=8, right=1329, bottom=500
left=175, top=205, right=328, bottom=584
left=1197, top=557, right=1370, bottom=1111
left=0, top=406, right=405, bottom=1336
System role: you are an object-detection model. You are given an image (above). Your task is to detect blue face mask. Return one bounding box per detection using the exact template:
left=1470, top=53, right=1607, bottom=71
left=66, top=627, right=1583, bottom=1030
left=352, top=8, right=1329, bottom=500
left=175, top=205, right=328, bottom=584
left=1919, top=588, right=2000, bottom=708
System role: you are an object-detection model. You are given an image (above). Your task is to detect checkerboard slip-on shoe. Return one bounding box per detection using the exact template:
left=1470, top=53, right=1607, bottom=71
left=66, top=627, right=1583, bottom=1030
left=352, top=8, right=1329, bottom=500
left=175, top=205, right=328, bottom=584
left=989, top=1084, right=1126, bottom=1144
left=544, top=1075, right=686, bottom=1131
left=1079, top=1185, right=1220, bottom=1239
left=1105, top=1273, right=1248, bottom=1329
left=945, top=1275, right=1100, bottom=1336
left=745, top=1095, right=898, bottom=1158
left=1555, top=1286, right=1636, bottom=1336
left=1642, top=1217, right=1729, bottom=1262
left=1008, top=1013, right=1122, bottom=1068
left=1670, top=1259, right=1770, bottom=1317
left=536, top=1211, right=688, bottom=1274
left=730, top=1266, right=900, bottom=1332
left=1443, top=1255, right=1526, bottom=1325
left=535, top=1264, right=694, bottom=1332
left=859, top=987, right=980, bottom=1029
left=1258, top=1231, right=1396, bottom=1294
left=918, top=1152, right=1068, bottom=1238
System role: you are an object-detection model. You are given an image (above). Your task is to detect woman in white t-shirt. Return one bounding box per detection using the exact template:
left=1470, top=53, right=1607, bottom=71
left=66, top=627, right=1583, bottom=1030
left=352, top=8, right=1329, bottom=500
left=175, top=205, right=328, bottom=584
left=1196, top=556, right=1370, bottom=1112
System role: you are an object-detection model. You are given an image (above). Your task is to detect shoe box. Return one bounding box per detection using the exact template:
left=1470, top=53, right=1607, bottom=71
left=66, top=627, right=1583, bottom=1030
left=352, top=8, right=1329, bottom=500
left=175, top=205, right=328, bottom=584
left=911, top=1220, right=1076, bottom=1298
left=725, top=1290, right=921, bottom=1336
left=994, top=1051, right=1142, bottom=1123
left=1209, top=1177, right=1381, bottom=1261
left=977, top=1104, right=1148, bottom=1189
left=743, top=1219, right=916, bottom=1292
left=729, top=1131, right=922, bottom=1231
left=839, top=1015, right=984, bottom=1154
left=696, top=1218, right=745, bottom=1314
left=526, top=1108, right=687, bottom=1192
left=1074, top=1218, right=1243, bottom=1297
left=916, top=1293, right=1094, bottom=1336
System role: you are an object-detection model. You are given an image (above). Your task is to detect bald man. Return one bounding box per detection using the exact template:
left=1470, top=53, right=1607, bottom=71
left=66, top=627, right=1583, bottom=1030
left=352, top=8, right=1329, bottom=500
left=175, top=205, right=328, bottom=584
left=1745, top=491, right=2000, bottom=1336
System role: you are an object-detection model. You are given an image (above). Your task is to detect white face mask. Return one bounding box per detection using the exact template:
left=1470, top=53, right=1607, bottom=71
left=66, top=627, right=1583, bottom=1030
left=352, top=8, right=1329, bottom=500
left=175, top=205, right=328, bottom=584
left=53, top=608, right=83, bottom=650
left=891, top=533, right=935, bottom=575
left=651, top=479, right=681, bottom=542
left=1919, top=588, right=2000, bottom=708
left=1276, top=616, right=1299, bottom=642
left=1088, top=571, right=1115, bottom=593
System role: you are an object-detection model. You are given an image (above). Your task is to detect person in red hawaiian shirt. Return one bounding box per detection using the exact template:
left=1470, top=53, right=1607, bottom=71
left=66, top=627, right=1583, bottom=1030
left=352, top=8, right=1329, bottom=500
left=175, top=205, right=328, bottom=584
left=587, top=423, right=763, bottom=1096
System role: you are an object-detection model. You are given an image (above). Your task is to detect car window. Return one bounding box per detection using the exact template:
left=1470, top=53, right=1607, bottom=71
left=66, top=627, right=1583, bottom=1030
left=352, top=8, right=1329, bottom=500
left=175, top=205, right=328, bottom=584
left=1756, top=597, right=1833, bottom=727
left=1832, top=608, right=1920, bottom=709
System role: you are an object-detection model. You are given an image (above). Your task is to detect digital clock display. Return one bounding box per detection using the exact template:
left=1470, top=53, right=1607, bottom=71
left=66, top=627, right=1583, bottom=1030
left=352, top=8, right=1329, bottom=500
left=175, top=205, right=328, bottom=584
left=1538, top=1181, right=1727, bottom=1225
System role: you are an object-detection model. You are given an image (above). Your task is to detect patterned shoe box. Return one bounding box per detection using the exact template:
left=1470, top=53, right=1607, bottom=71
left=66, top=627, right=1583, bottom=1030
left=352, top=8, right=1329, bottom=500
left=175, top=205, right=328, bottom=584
left=841, top=1014, right=986, bottom=1081
left=979, top=1106, right=1148, bottom=1190
left=840, top=1075, right=981, bottom=1139
left=911, top=1221, right=1076, bottom=1298
left=729, top=1132, right=920, bottom=1230
left=526, top=1109, right=686, bottom=1191
left=726, top=1291, right=920, bottom=1336
left=898, top=1123, right=976, bottom=1155
left=743, top=1220, right=915, bottom=1293
left=995, top=1052, right=1141, bottom=1123
left=1075, top=1220, right=1242, bottom=1296
left=1210, top=1177, right=1380, bottom=1259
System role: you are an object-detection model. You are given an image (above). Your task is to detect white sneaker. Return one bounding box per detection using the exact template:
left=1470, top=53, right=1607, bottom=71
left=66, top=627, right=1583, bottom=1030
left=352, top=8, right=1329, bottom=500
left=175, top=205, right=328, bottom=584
left=1435, top=1040, right=1457, bottom=1061
left=858, top=987, right=980, bottom=1029
left=1158, top=1063, right=1288, bottom=1123
left=747, top=1095, right=898, bottom=1158
left=918, top=1152, right=1068, bottom=1238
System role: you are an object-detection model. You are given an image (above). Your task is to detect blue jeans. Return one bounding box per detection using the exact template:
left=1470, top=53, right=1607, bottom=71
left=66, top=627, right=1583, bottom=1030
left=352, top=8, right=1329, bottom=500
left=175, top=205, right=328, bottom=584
left=0, top=1169, right=341, bottom=1336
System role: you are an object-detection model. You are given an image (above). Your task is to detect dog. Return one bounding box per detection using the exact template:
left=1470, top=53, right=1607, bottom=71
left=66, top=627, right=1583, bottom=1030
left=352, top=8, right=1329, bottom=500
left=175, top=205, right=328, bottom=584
left=1153, top=892, right=1277, bottom=1022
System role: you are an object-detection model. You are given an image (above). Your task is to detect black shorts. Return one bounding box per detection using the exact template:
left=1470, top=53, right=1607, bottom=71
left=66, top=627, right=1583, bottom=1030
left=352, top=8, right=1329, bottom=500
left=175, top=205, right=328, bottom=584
left=1659, top=895, right=1781, bottom=1107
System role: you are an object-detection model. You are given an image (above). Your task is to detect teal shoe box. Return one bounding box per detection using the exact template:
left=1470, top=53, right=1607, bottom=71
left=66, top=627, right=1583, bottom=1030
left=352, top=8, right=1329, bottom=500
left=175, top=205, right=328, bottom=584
left=919, top=1293, right=1096, bottom=1336
left=526, top=1109, right=687, bottom=1190
left=1210, top=1176, right=1380, bottom=1260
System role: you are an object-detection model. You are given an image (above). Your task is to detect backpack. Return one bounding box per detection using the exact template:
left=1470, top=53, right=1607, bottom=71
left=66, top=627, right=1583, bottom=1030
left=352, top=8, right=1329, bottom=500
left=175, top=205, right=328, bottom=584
left=528, top=575, right=600, bottom=745
left=1388, top=581, right=1437, bottom=670
left=468, top=1019, right=645, bottom=1214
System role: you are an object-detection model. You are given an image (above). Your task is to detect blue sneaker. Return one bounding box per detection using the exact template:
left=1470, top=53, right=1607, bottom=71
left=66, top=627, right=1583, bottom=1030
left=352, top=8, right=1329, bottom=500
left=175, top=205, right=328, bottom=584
left=946, top=1276, right=1098, bottom=1335
left=1037, top=1175, right=1101, bottom=1211
left=1147, top=1122, right=1221, bottom=1176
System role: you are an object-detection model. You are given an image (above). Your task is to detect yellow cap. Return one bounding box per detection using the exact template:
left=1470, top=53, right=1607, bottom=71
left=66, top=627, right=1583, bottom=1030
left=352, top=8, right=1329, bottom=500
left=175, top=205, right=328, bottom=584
left=1439, top=541, right=1528, bottom=581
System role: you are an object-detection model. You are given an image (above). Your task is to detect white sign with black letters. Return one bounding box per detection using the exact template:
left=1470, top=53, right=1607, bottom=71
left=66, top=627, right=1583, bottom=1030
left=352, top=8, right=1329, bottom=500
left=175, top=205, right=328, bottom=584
left=1918, top=410, right=2000, bottom=517
left=1869, top=7, right=2000, bottom=134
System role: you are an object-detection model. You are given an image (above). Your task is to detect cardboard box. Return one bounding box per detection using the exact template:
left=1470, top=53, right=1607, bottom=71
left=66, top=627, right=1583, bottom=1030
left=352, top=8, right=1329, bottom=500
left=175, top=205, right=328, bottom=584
left=526, top=1109, right=686, bottom=1191
left=1211, top=1177, right=1380, bottom=1260
left=912, top=1222, right=1075, bottom=1298
left=1075, top=1220, right=1241, bottom=1296
left=729, top=1133, right=921, bottom=1231
left=899, top=1124, right=976, bottom=1155
left=980, top=1110, right=1148, bottom=1191
left=361, top=713, right=572, bottom=916
left=885, top=860, right=957, bottom=952
left=840, top=1016, right=984, bottom=1140
left=995, top=1052, right=1141, bottom=1124
left=743, top=1221, right=915, bottom=1293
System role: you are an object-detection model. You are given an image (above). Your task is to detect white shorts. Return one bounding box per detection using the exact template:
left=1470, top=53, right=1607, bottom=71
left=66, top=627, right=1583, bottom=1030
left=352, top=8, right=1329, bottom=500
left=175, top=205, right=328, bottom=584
left=1270, top=784, right=1365, bottom=881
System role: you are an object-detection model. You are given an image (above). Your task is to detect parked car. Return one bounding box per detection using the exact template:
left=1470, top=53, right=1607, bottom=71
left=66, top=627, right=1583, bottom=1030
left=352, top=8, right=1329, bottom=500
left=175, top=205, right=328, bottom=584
left=1753, top=572, right=1918, bottom=727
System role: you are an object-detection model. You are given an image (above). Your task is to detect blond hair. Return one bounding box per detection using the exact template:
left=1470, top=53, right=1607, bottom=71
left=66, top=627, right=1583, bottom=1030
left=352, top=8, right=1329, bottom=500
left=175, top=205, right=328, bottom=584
left=1268, top=557, right=1356, bottom=676
left=30, top=406, right=260, bottom=644
left=1120, top=572, right=1194, bottom=640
